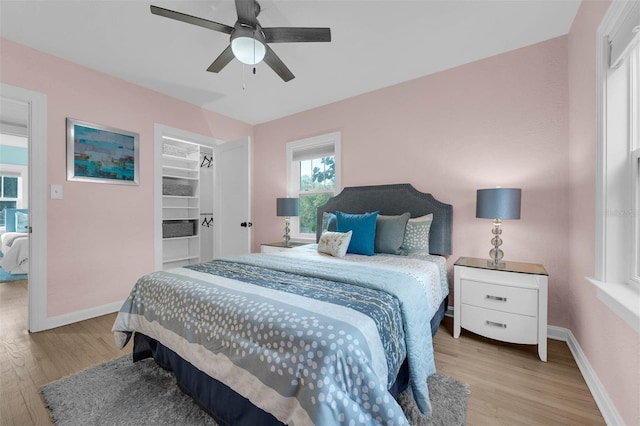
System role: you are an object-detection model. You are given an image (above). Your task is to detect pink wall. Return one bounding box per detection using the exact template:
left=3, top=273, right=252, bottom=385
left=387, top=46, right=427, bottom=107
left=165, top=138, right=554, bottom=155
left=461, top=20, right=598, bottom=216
left=254, top=36, right=571, bottom=326
left=2, top=4, right=637, bottom=419
left=568, top=1, right=639, bottom=423
left=0, top=38, right=253, bottom=316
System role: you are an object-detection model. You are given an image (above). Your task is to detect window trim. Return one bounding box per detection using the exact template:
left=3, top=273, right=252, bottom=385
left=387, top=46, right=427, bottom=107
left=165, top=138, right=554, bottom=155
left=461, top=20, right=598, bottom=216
left=590, top=0, right=640, bottom=335
left=286, top=132, right=341, bottom=241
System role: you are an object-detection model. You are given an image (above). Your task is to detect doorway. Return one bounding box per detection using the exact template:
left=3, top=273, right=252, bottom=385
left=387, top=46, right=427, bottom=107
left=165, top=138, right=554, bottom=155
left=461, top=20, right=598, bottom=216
left=1, top=83, right=47, bottom=332
left=154, top=125, right=252, bottom=269
left=0, top=98, right=29, bottom=292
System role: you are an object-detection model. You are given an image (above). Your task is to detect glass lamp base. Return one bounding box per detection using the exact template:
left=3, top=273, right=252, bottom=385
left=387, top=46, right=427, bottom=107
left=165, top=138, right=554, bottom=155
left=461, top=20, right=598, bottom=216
left=282, top=217, right=291, bottom=247
left=487, top=259, right=506, bottom=268
left=488, top=221, right=505, bottom=268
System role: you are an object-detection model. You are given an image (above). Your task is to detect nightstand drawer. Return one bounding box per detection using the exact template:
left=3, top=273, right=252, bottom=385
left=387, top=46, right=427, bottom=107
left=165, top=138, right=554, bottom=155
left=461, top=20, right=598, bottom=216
left=460, top=304, right=538, bottom=344
left=460, top=279, right=538, bottom=316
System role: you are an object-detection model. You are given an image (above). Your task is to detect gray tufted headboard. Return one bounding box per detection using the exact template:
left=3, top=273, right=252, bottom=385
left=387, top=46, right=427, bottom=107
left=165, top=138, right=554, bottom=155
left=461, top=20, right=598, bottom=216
left=315, top=183, right=453, bottom=255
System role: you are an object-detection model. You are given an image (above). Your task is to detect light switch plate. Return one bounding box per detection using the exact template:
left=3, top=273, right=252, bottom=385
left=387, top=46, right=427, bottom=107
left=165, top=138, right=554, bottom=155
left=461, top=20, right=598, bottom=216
left=50, top=184, right=63, bottom=199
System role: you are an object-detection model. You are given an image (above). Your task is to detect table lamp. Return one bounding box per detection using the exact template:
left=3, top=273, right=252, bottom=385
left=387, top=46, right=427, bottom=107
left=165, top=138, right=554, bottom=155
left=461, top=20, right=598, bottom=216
left=476, top=188, right=521, bottom=267
left=276, top=197, right=299, bottom=246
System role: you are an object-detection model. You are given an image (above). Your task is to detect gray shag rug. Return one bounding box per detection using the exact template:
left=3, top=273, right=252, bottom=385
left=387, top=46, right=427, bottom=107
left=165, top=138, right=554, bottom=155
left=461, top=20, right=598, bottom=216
left=41, top=355, right=469, bottom=426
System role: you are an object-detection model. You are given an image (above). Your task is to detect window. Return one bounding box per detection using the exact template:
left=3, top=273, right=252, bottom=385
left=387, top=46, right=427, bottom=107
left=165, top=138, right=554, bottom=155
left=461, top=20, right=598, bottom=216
left=0, top=175, right=19, bottom=227
left=591, top=0, right=640, bottom=333
left=631, top=47, right=640, bottom=284
left=286, top=132, right=341, bottom=240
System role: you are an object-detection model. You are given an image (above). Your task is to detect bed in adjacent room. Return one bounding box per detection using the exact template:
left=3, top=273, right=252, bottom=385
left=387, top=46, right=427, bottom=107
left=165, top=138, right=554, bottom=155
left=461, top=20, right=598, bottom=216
left=0, top=208, right=29, bottom=275
left=113, top=183, right=452, bottom=425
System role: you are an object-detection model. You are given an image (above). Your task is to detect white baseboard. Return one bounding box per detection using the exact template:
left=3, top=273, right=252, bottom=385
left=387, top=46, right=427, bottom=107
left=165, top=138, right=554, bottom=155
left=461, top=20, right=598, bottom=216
left=41, top=300, right=124, bottom=331
left=547, top=325, right=624, bottom=426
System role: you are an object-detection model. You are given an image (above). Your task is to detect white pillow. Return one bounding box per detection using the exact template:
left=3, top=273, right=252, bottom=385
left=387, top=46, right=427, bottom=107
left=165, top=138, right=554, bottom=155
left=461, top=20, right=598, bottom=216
left=317, top=231, right=352, bottom=258
left=400, top=214, right=433, bottom=254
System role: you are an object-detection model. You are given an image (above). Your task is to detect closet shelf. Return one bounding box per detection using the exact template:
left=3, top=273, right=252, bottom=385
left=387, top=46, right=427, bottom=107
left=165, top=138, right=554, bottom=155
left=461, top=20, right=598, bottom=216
left=162, top=173, right=199, bottom=181
left=162, top=136, right=202, bottom=270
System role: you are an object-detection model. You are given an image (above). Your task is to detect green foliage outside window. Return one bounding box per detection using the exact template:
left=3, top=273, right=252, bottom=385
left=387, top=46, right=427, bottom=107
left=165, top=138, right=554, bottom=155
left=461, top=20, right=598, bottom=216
left=299, top=193, right=333, bottom=233
left=298, top=156, right=335, bottom=234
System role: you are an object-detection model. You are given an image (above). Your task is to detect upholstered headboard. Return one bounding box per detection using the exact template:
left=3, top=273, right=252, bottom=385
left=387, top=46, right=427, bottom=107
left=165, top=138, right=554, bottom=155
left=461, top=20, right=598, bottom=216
left=316, top=184, right=453, bottom=255
left=3, top=208, right=28, bottom=233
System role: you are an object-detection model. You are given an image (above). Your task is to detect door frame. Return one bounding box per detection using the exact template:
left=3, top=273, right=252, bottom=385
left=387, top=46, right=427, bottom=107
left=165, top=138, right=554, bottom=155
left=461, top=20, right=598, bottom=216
left=1, top=83, right=48, bottom=332
left=153, top=124, right=223, bottom=270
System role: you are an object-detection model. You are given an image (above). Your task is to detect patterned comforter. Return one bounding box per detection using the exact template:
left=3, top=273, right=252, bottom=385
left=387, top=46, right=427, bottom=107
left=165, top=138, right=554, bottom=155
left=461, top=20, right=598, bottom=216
left=113, top=246, right=448, bottom=425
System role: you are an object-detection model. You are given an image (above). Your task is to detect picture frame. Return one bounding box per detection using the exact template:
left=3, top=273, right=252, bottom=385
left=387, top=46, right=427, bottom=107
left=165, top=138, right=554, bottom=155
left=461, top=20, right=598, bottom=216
left=66, top=118, right=139, bottom=185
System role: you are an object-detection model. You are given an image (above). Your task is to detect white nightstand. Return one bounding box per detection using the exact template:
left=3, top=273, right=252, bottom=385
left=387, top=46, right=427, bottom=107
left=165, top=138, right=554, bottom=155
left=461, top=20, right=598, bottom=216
left=260, top=241, right=309, bottom=253
left=453, top=256, right=549, bottom=361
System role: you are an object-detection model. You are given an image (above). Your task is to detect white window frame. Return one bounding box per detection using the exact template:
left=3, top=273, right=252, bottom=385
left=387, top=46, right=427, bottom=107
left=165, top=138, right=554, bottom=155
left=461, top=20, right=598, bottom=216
left=286, top=132, right=341, bottom=241
left=589, top=0, right=640, bottom=335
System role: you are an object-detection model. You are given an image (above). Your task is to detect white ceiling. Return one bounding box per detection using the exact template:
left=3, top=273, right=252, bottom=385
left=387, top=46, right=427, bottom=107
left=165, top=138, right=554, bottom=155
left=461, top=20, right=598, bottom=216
left=0, top=0, right=581, bottom=125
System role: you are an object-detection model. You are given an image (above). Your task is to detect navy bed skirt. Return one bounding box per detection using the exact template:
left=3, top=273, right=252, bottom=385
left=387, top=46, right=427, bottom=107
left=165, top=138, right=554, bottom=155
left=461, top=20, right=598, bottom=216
left=132, top=295, right=448, bottom=425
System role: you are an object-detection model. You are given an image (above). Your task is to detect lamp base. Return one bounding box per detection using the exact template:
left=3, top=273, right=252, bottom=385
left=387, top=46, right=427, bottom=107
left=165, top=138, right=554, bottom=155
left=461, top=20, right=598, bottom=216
left=282, top=216, right=291, bottom=247
left=486, top=259, right=506, bottom=268
left=488, top=219, right=505, bottom=268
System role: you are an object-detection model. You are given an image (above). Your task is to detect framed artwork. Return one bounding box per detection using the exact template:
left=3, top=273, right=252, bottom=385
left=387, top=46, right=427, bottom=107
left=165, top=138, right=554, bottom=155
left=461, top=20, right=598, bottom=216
left=66, top=118, right=139, bottom=185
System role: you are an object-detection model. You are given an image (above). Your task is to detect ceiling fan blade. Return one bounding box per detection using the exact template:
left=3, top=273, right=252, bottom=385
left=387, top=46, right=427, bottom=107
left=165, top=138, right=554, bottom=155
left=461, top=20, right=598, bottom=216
left=206, top=45, right=235, bottom=73
left=263, top=27, right=331, bottom=43
left=235, top=0, right=258, bottom=27
left=150, top=5, right=233, bottom=34
left=263, top=45, right=295, bottom=82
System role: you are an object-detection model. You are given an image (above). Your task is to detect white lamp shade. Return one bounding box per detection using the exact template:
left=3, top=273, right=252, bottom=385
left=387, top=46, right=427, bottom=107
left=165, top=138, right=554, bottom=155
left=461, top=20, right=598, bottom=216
left=231, top=36, right=266, bottom=65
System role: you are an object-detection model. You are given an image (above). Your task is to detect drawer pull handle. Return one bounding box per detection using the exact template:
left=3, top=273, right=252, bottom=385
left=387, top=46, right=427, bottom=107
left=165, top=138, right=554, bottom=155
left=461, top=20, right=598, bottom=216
left=486, top=295, right=507, bottom=302
left=486, top=320, right=507, bottom=328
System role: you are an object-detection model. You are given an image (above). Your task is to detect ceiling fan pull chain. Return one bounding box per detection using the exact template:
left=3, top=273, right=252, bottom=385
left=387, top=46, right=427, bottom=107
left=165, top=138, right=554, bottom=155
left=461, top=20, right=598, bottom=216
left=242, top=64, right=246, bottom=90
left=253, top=29, right=257, bottom=75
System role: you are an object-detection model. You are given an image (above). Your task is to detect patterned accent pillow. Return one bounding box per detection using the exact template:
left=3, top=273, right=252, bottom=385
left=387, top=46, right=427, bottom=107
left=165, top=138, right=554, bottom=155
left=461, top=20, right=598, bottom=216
left=400, top=214, right=433, bottom=254
left=317, top=231, right=352, bottom=258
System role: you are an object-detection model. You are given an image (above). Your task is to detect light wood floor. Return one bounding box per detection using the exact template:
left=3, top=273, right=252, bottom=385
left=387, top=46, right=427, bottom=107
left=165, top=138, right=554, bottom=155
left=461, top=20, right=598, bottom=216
left=1, top=280, right=604, bottom=425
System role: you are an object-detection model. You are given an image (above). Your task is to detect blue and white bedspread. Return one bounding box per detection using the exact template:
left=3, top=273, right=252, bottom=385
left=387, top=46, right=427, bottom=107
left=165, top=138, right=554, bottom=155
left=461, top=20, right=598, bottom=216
left=113, top=247, right=448, bottom=425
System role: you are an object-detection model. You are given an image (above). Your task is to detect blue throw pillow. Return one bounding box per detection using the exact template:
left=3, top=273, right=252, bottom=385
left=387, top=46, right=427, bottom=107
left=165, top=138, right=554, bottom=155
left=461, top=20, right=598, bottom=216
left=336, top=211, right=379, bottom=256
left=321, top=212, right=337, bottom=232
left=15, top=211, right=29, bottom=233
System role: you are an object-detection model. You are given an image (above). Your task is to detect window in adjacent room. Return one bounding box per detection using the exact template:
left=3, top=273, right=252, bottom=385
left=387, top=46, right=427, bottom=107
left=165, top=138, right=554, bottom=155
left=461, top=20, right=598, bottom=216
left=286, top=132, right=341, bottom=240
left=0, top=175, right=19, bottom=227
left=592, top=0, right=640, bottom=333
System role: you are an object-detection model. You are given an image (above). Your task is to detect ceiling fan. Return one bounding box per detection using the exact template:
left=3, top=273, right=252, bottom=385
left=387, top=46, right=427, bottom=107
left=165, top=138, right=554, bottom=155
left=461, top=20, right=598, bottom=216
left=150, top=0, right=331, bottom=82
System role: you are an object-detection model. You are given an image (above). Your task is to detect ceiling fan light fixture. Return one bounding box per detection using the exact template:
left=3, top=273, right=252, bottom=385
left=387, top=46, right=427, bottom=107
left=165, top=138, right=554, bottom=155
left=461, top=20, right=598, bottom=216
left=231, top=36, right=266, bottom=65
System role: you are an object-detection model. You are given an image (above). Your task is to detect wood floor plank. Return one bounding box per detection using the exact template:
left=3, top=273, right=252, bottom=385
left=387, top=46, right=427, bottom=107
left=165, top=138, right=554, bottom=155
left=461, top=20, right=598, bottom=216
left=0, top=280, right=605, bottom=425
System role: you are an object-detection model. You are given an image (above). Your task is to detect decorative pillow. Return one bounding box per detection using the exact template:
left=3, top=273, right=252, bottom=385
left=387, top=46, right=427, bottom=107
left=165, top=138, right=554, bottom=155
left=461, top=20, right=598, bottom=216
left=336, top=211, right=379, bottom=256
left=317, top=230, right=352, bottom=258
left=401, top=214, right=433, bottom=254
left=321, top=212, right=337, bottom=233
left=15, top=211, right=29, bottom=233
left=375, top=212, right=411, bottom=255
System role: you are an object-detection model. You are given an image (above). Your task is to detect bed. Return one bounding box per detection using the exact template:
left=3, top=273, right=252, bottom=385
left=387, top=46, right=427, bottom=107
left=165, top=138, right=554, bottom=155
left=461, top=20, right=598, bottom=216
left=0, top=208, right=29, bottom=275
left=113, top=183, right=453, bottom=425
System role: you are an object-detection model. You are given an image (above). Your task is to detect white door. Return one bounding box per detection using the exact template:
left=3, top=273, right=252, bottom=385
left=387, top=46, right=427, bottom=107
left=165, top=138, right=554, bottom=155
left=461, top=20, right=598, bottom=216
left=214, top=137, right=251, bottom=258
